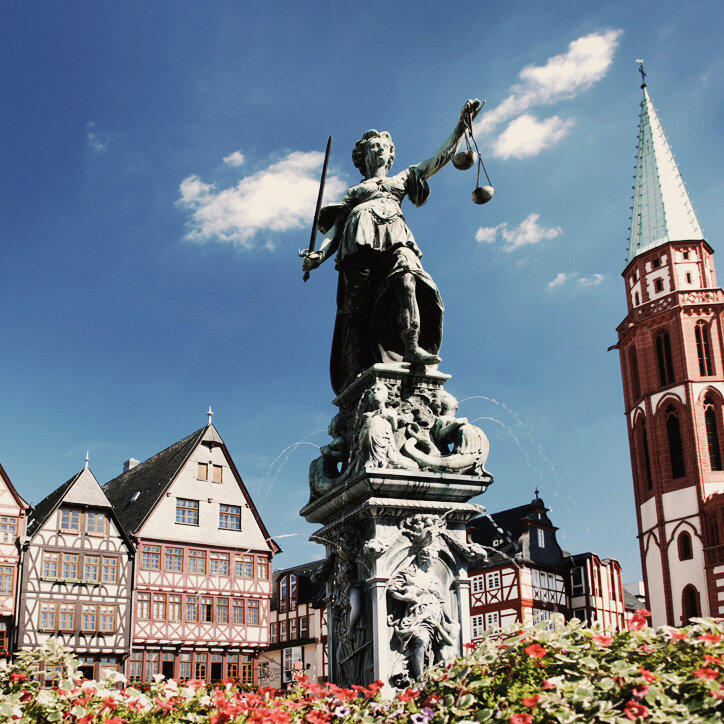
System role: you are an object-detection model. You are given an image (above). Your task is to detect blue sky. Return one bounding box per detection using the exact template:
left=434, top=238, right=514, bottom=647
left=1, top=1, right=723, bottom=579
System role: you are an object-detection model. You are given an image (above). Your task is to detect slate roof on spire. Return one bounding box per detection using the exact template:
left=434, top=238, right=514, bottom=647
left=627, top=84, right=704, bottom=264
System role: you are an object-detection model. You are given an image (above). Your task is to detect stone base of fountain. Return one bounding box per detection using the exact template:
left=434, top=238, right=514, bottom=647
left=301, top=364, right=493, bottom=692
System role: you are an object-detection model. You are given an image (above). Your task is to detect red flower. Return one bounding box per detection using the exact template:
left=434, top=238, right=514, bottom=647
left=155, top=696, right=176, bottom=711
left=632, top=685, right=648, bottom=699
left=102, top=697, right=118, bottom=710
left=592, top=634, right=613, bottom=647
left=209, top=714, right=230, bottom=724
left=104, top=719, right=127, bottom=724
left=9, top=672, right=26, bottom=683
left=304, top=712, right=333, bottom=724
left=524, top=643, right=547, bottom=659
left=541, top=679, right=556, bottom=690
left=624, top=700, right=650, bottom=720
left=76, top=718, right=94, bottom=724
left=424, top=694, right=441, bottom=706
left=692, top=667, right=719, bottom=680
left=704, top=654, right=723, bottom=665
left=700, top=633, right=722, bottom=644
left=635, top=608, right=652, bottom=617
left=186, top=678, right=206, bottom=688
left=639, top=667, right=657, bottom=683
left=463, top=641, right=478, bottom=650
left=627, top=614, right=647, bottom=631
left=367, top=679, right=384, bottom=693
left=221, top=676, right=237, bottom=685
left=522, top=694, right=541, bottom=708
left=638, top=645, right=654, bottom=653
left=509, top=714, right=533, bottom=724
left=669, top=630, right=687, bottom=640
left=398, top=687, right=420, bottom=702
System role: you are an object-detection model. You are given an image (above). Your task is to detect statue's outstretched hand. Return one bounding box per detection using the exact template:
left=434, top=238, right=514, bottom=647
left=460, top=98, right=483, bottom=126
left=299, top=249, right=324, bottom=272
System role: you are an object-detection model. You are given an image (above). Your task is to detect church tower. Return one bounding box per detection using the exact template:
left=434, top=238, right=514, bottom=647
left=615, top=67, right=724, bottom=627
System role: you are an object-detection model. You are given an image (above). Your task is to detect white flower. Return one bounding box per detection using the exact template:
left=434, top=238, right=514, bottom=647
left=36, top=689, right=57, bottom=707
left=152, top=672, right=166, bottom=683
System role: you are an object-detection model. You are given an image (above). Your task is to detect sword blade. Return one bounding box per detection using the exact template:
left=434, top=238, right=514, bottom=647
left=303, top=135, right=332, bottom=281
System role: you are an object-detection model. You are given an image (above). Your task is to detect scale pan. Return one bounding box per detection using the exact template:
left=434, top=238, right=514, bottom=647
left=452, top=150, right=477, bottom=170
left=472, top=185, right=495, bottom=205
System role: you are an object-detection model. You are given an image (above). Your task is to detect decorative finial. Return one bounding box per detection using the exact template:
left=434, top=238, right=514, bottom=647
left=84, top=450, right=89, bottom=470
left=207, top=406, right=214, bottom=426
left=534, top=487, right=540, bottom=500
left=636, top=58, right=647, bottom=89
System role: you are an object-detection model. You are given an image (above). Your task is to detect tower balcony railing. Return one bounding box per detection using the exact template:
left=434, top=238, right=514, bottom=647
left=704, top=543, right=724, bottom=566
left=619, top=288, right=724, bottom=330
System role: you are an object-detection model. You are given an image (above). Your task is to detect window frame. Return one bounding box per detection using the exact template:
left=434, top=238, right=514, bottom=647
left=219, top=504, right=241, bottom=531
left=175, top=498, right=200, bottom=526
left=59, top=508, right=81, bottom=534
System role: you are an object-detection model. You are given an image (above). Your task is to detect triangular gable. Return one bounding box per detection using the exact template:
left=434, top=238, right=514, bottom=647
left=0, top=461, right=29, bottom=511
left=63, top=467, right=114, bottom=508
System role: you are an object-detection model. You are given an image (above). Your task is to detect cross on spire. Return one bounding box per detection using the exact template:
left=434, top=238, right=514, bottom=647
left=84, top=450, right=89, bottom=469
left=207, top=406, right=214, bottom=426
left=636, top=58, right=647, bottom=89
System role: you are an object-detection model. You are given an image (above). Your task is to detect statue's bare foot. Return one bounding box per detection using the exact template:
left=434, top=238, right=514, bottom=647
left=403, top=347, right=441, bottom=366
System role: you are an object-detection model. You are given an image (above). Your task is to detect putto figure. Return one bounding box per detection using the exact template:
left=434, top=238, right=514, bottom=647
left=301, top=100, right=483, bottom=393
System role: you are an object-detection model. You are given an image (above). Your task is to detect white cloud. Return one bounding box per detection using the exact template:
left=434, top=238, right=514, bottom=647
left=492, top=114, right=574, bottom=160
left=548, top=272, right=605, bottom=290
left=548, top=272, right=572, bottom=289
left=177, top=151, right=347, bottom=248
left=477, top=213, right=561, bottom=252
left=86, top=121, right=108, bottom=154
left=223, top=150, right=245, bottom=167
left=477, top=30, right=622, bottom=135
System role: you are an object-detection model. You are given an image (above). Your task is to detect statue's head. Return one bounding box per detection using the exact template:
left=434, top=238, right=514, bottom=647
left=434, top=390, right=459, bottom=416
left=352, top=130, right=395, bottom=177
left=364, top=380, right=389, bottom=410
left=415, top=546, right=435, bottom=571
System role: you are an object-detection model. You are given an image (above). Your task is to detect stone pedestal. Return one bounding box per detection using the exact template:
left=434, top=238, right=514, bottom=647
left=301, top=364, right=493, bottom=690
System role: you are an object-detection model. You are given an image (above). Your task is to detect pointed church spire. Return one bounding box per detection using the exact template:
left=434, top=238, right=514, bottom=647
left=84, top=450, right=89, bottom=469
left=627, top=65, right=704, bottom=265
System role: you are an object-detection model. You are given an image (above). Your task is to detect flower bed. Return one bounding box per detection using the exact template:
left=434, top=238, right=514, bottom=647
left=1, top=612, right=722, bottom=722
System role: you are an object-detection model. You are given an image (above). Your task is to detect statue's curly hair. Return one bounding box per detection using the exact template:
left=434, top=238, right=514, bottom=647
left=352, top=129, right=395, bottom=176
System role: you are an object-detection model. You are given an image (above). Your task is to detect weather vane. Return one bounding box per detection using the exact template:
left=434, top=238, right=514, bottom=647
left=636, top=58, right=647, bottom=88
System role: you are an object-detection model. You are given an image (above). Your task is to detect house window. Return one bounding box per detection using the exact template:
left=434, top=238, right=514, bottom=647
left=486, top=572, right=501, bottom=589
left=212, top=464, right=223, bottom=483
left=186, top=596, right=199, bottom=622
left=289, top=573, right=297, bottom=608
left=485, top=611, right=500, bottom=630
left=128, top=652, right=143, bottom=681
left=289, top=617, right=297, bottom=640
left=176, top=498, right=199, bottom=526
left=142, top=545, right=161, bottom=570
left=571, top=566, right=585, bottom=596
left=201, top=596, right=214, bottom=622
left=280, top=576, right=288, bottom=606
left=59, top=603, right=75, bottom=631
left=682, top=585, right=700, bottom=624
left=168, top=594, right=182, bottom=621
left=43, top=551, right=60, bottom=578
left=195, top=653, right=208, bottom=680
left=179, top=653, right=192, bottom=680
left=248, top=600, right=259, bottom=625
left=270, top=622, right=277, bottom=643
left=686, top=272, right=693, bottom=284
left=695, top=321, right=715, bottom=376
left=683, top=251, right=690, bottom=260
left=62, top=553, right=79, bottom=580
left=0, top=566, right=12, bottom=594
left=637, top=418, right=653, bottom=490
left=227, top=654, right=239, bottom=679
left=652, top=257, right=661, bottom=268
left=704, top=397, right=723, bottom=470
left=153, top=593, right=166, bottom=620
left=653, top=278, right=663, bottom=292
left=198, top=462, right=209, bottom=481
left=137, top=592, right=151, bottom=619
left=240, top=654, right=254, bottom=685
left=0, top=516, right=17, bottom=543
left=665, top=405, right=686, bottom=479
left=471, top=575, right=484, bottom=593
left=144, top=652, right=159, bottom=681
left=40, top=601, right=58, bottom=630
left=629, top=347, right=641, bottom=400
left=81, top=604, right=98, bottom=631
left=217, top=598, right=229, bottom=623
left=634, top=291, right=640, bottom=306
left=678, top=531, right=693, bottom=561
left=299, top=616, right=308, bottom=638
left=165, top=547, right=183, bottom=572
left=189, top=550, right=206, bottom=574
left=279, top=619, right=287, bottom=641
left=86, top=511, right=107, bottom=536
left=257, top=557, right=269, bottom=580
left=60, top=508, right=80, bottom=533
left=236, top=555, right=254, bottom=578
left=233, top=599, right=244, bottom=624
left=102, top=557, right=118, bottom=583
left=210, top=552, right=230, bottom=576
left=537, top=528, right=545, bottom=548
left=84, top=555, right=100, bottom=582
left=655, top=331, right=675, bottom=385
left=99, top=605, right=115, bottom=632
left=282, top=647, right=303, bottom=684
left=220, top=504, right=241, bottom=530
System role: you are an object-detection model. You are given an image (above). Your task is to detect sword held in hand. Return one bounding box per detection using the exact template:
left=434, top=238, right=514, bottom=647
left=300, top=135, right=332, bottom=282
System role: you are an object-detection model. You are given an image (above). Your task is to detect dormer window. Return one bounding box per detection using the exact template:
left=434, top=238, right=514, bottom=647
left=86, top=511, right=108, bottom=536
left=537, top=528, right=545, bottom=548
left=60, top=508, right=80, bottom=533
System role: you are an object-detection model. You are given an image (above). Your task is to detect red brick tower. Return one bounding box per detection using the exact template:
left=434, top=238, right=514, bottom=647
left=615, top=67, right=724, bottom=626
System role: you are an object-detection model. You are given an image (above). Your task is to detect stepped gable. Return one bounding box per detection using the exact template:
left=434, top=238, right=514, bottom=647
left=102, top=427, right=206, bottom=535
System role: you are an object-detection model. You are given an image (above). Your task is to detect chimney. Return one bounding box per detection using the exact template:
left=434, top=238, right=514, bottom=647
left=123, top=458, right=140, bottom=473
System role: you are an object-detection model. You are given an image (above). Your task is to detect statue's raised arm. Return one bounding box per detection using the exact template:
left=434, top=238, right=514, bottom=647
left=414, top=99, right=483, bottom=180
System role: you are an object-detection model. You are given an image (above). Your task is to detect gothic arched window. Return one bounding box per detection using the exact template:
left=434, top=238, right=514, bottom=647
left=682, top=585, right=700, bottom=624
left=656, top=331, right=675, bottom=386
left=704, top=396, right=723, bottom=471
left=665, top=405, right=686, bottom=479
left=677, top=531, right=693, bottom=561
left=636, top=417, right=653, bottom=490
left=695, top=321, right=715, bottom=376
left=629, top=347, right=641, bottom=400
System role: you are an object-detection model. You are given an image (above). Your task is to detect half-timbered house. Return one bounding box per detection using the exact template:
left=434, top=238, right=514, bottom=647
left=102, top=422, right=278, bottom=684
left=260, top=560, right=327, bottom=688
left=467, top=494, right=627, bottom=639
left=0, top=461, right=29, bottom=659
left=16, top=460, right=134, bottom=680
